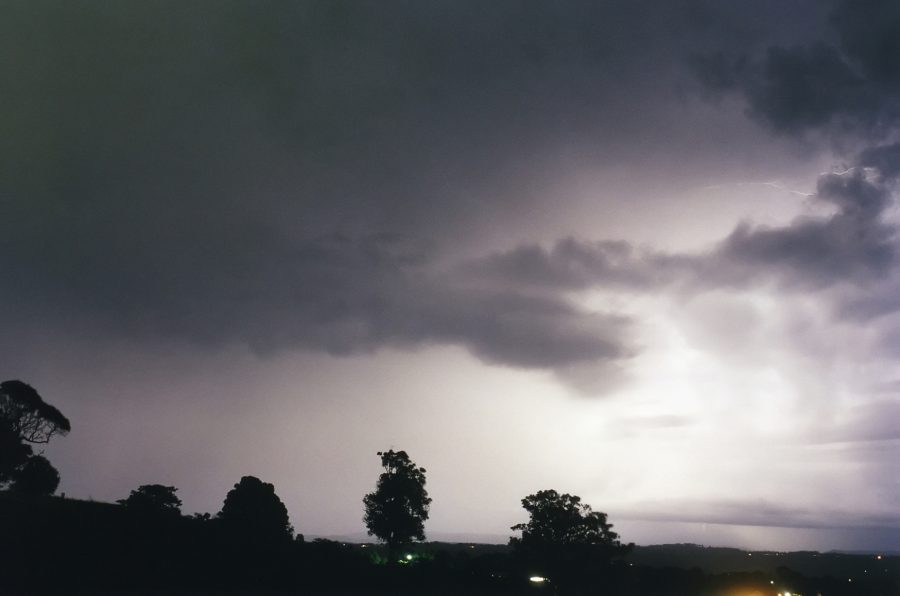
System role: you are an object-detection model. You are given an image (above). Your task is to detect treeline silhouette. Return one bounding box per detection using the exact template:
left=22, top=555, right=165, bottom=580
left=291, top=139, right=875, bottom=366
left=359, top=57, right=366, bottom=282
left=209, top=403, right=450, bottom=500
left=3, top=491, right=897, bottom=596
left=2, top=380, right=899, bottom=595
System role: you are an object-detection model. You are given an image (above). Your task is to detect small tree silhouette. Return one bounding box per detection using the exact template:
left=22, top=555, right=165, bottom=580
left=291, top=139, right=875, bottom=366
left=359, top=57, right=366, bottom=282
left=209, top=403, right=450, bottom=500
left=363, top=449, right=431, bottom=562
left=118, top=484, right=183, bottom=516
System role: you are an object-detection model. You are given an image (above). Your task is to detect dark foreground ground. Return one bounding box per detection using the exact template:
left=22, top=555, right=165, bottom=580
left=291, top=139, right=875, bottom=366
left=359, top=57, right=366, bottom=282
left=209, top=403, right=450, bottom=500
left=3, top=494, right=899, bottom=595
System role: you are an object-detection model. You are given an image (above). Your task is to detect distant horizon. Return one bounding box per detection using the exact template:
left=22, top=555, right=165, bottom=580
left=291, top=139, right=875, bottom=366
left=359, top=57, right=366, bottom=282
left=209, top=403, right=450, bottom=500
left=34, top=490, right=900, bottom=554
left=249, top=519, right=900, bottom=554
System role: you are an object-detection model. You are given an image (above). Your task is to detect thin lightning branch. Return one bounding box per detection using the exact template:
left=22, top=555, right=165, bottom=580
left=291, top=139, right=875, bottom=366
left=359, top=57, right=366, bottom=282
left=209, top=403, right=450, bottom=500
left=699, top=181, right=814, bottom=197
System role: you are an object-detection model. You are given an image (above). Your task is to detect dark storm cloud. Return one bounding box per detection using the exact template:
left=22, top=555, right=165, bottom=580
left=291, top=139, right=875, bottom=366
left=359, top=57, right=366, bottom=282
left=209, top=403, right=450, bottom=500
left=695, top=43, right=869, bottom=133
left=1, top=224, right=630, bottom=370
left=7, top=1, right=813, bottom=376
left=3, top=0, right=862, bottom=383
left=694, top=0, right=900, bottom=137
left=830, top=0, right=900, bottom=88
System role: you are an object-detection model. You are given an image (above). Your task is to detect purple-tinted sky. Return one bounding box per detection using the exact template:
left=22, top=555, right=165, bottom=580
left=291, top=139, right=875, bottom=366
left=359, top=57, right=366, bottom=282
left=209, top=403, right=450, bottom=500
left=4, top=0, right=900, bottom=551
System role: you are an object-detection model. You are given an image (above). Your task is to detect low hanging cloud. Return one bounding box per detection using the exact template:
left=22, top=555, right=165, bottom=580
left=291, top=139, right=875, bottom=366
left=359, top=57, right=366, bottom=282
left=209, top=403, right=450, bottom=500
left=0, top=227, right=633, bottom=372
left=460, top=239, right=656, bottom=292
left=712, top=167, right=897, bottom=289
left=621, top=497, right=900, bottom=531
left=464, top=164, right=898, bottom=296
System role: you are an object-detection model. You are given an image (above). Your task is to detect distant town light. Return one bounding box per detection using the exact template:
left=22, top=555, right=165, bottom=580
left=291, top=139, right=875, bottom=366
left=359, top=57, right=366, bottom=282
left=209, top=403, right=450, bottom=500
left=529, top=576, right=547, bottom=583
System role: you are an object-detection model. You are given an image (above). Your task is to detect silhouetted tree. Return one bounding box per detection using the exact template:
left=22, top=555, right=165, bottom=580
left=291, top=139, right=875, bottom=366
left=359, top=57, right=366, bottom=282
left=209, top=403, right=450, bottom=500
left=0, top=380, right=70, bottom=444
left=7, top=454, right=60, bottom=495
left=0, top=380, right=69, bottom=491
left=363, top=449, right=431, bottom=562
left=510, top=489, right=632, bottom=592
left=218, top=476, right=293, bottom=544
left=118, top=484, right=182, bottom=516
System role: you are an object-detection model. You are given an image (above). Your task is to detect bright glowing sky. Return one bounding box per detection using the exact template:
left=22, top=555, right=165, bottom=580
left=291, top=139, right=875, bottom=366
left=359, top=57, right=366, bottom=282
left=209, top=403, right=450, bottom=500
left=5, top=0, right=900, bottom=551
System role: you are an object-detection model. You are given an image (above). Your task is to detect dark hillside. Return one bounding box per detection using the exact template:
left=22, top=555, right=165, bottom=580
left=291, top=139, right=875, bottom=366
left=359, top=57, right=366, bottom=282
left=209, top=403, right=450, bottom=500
left=3, top=496, right=898, bottom=595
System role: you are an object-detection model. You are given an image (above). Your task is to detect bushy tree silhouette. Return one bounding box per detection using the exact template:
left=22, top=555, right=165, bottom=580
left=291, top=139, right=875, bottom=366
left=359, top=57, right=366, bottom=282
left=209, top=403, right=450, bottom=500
left=0, top=380, right=68, bottom=493
left=363, top=449, right=431, bottom=562
left=218, top=476, right=293, bottom=544
left=118, top=484, right=182, bottom=516
left=510, top=489, right=632, bottom=591
left=7, top=454, right=59, bottom=495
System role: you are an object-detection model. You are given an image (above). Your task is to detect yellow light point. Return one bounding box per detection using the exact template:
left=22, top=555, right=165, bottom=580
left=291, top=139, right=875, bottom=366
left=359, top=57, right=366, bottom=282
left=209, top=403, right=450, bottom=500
left=529, top=576, right=547, bottom=583
left=877, top=555, right=883, bottom=560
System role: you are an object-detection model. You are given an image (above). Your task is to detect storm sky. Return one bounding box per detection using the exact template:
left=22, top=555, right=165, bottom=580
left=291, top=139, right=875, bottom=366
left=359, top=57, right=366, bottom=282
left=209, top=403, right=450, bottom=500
left=5, top=0, right=900, bottom=550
